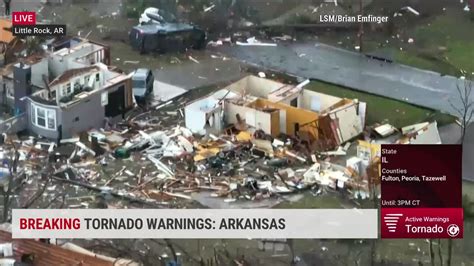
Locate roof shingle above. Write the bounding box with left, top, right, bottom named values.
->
left=0, top=18, right=15, bottom=44
left=0, top=231, right=113, bottom=266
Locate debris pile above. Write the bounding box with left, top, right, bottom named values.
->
left=0, top=74, right=447, bottom=209
left=96, top=122, right=323, bottom=204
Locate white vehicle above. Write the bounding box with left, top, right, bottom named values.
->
left=132, top=68, right=154, bottom=99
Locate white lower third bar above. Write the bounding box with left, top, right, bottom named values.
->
left=12, top=209, right=378, bottom=239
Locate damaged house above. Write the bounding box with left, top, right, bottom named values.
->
left=0, top=38, right=133, bottom=139
left=185, top=75, right=366, bottom=150
left=0, top=18, right=20, bottom=66
left=0, top=224, right=137, bottom=265
left=356, top=121, right=442, bottom=178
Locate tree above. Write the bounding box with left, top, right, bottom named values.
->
left=429, top=239, right=435, bottom=266
left=1, top=143, right=20, bottom=223
left=446, top=77, right=473, bottom=266
left=0, top=136, right=55, bottom=222
left=366, top=157, right=380, bottom=266
left=447, top=239, right=453, bottom=266
left=450, top=79, right=474, bottom=143
left=437, top=239, right=444, bottom=266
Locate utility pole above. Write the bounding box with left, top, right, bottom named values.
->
left=358, top=0, right=364, bottom=53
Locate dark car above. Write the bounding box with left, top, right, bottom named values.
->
left=129, top=22, right=206, bottom=54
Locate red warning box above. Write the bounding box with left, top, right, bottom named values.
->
left=12, top=12, right=36, bottom=26
left=381, top=208, right=463, bottom=239
left=380, top=145, right=463, bottom=239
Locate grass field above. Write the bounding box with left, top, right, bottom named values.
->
left=394, top=8, right=474, bottom=76
left=320, top=7, right=474, bottom=77
left=306, top=81, right=455, bottom=128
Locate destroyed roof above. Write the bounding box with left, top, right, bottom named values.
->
left=51, top=41, right=108, bottom=66
left=48, top=66, right=100, bottom=87
left=401, top=122, right=430, bottom=135
left=267, top=84, right=302, bottom=102
left=0, top=230, right=113, bottom=265
left=398, top=121, right=441, bottom=144
left=0, top=18, right=15, bottom=44
left=28, top=94, right=58, bottom=106
left=47, top=36, right=85, bottom=51
left=374, top=124, right=396, bottom=137
left=370, top=122, right=442, bottom=145
left=224, top=75, right=288, bottom=98
left=0, top=55, right=45, bottom=77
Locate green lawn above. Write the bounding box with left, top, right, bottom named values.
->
left=330, top=8, right=474, bottom=76
left=396, top=8, right=474, bottom=75
left=306, top=81, right=455, bottom=128
left=394, top=50, right=460, bottom=76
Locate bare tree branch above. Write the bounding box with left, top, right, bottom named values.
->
left=437, top=239, right=444, bottom=266
left=2, top=142, right=19, bottom=222
left=450, top=78, right=474, bottom=143
left=446, top=78, right=472, bottom=266
left=22, top=177, right=51, bottom=209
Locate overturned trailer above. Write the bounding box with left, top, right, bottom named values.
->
left=129, top=11, right=206, bottom=53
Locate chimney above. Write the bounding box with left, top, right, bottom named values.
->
left=13, top=62, right=32, bottom=114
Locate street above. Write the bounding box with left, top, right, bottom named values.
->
left=214, top=42, right=472, bottom=119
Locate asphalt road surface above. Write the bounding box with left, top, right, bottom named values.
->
left=215, top=42, right=473, bottom=119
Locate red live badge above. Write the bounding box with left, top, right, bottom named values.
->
left=12, top=12, right=36, bottom=25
